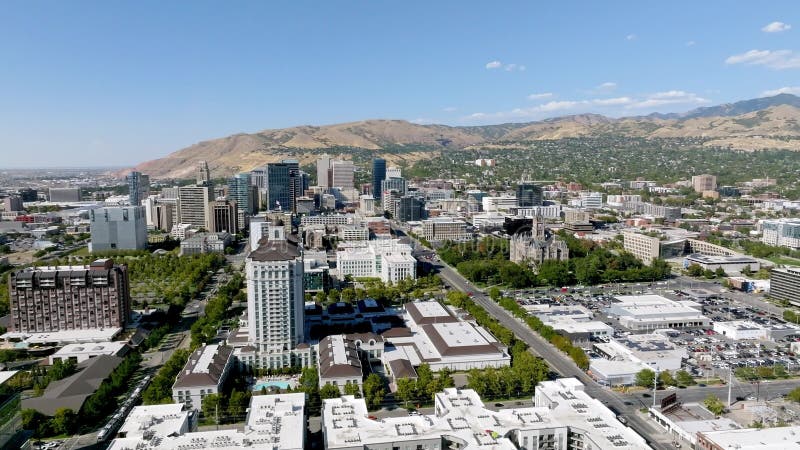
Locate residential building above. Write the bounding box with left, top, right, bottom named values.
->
left=49, top=341, right=129, bottom=365
left=323, top=379, right=650, bottom=450
left=691, top=174, right=717, bottom=193
left=331, top=160, right=355, bottom=189
left=126, top=171, right=150, bottom=206
left=8, top=259, right=130, bottom=332
left=317, top=334, right=364, bottom=394
left=422, top=218, right=470, bottom=242
left=173, top=344, right=234, bottom=410
left=109, top=393, right=306, bottom=450
left=180, top=232, right=232, bottom=256
left=761, top=218, right=800, bottom=249
left=48, top=187, right=81, bottom=203
left=770, top=266, right=800, bottom=307
left=245, top=224, right=311, bottom=369
left=178, top=185, right=212, bottom=229
left=516, top=183, right=543, bottom=207
left=510, top=214, right=569, bottom=270
left=372, top=158, right=386, bottom=200
left=336, top=240, right=416, bottom=283
left=89, top=206, right=148, bottom=251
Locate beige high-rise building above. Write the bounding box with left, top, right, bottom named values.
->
left=691, top=174, right=717, bottom=193
left=331, top=160, right=355, bottom=189
left=317, top=154, right=331, bottom=187
left=197, top=160, right=211, bottom=186
left=178, top=185, right=212, bottom=230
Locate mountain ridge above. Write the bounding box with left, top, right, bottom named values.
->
left=128, top=94, right=800, bottom=179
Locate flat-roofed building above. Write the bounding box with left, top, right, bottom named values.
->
left=604, top=294, right=711, bottom=331
left=593, top=333, right=686, bottom=373
left=172, top=344, right=234, bottom=410
left=713, top=320, right=800, bottom=341
left=49, top=341, right=128, bottom=365
left=422, top=218, right=471, bottom=242
left=697, top=426, right=800, bottom=450
left=684, top=253, right=760, bottom=275
left=90, top=206, right=148, bottom=251
left=770, top=266, right=800, bottom=307
left=336, top=239, right=416, bottom=283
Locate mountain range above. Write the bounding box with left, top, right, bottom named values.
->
left=129, top=94, right=800, bottom=179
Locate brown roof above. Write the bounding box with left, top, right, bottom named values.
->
left=381, top=327, right=413, bottom=338
left=406, top=302, right=459, bottom=326
left=388, top=359, right=418, bottom=379
left=317, top=335, right=363, bottom=379
left=173, top=345, right=233, bottom=389
left=249, top=236, right=301, bottom=261
left=420, top=323, right=503, bottom=357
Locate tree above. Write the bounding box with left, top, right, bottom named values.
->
left=714, top=267, right=726, bottom=278
left=687, top=264, right=703, bottom=277
left=703, top=269, right=716, bottom=279
left=787, top=386, right=800, bottom=403
left=343, top=381, right=361, bottom=397
left=320, top=383, right=341, bottom=399
left=675, top=370, right=695, bottom=387
left=488, top=287, right=501, bottom=301
left=362, top=374, right=386, bottom=410
left=395, top=378, right=416, bottom=407
left=415, top=364, right=434, bottom=402
left=228, top=389, right=250, bottom=419
left=202, top=394, right=223, bottom=422
left=658, top=371, right=676, bottom=387
left=51, top=408, right=77, bottom=435
left=741, top=265, right=753, bottom=276
left=635, top=369, right=656, bottom=388
left=704, top=394, right=726, bottom=415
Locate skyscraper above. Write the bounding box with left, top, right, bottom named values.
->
left=331, top=160, right=355, bottom=189
left=197, top=161, right=211, bottom=186
left=178, top=185, right=212, bottom=229
left=283, top=159, right=301, bottom=213
left=126, top=171, right=150, bottom=206
left=266, top=163, right=291, bottom=211
left=246, top=224, right=308, bottom=368
left=211, top=199, right=238, bottom=233
left=317, top=154, right=331, bottom=187
left=229, top=173, right=254, bottom=215
left=516, top=183, right=543, bottom=208
left=372, top=158, right=386, bottom=200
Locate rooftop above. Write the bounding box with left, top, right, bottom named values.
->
left=699, top=425, right=800, bottom=449
left=173, top=344, right=233, bottom=389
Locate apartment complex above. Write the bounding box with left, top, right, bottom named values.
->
left=9, top=259, right=130, bottom=333
left=172, top=344, right=235, bottom=410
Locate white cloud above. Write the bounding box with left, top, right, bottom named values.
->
left=470, top=112, right=487, bottom=118
left=410, top=118, right=433, bottom=124
left=593, top=97, right=633, bottom=106
left=538, top=100, right=585, bottom=112
left=597, top=82, right=617, bottom=91
left=626, top=34, right=637, bottom=41
left=686, top=40, right=696, bottom=47
left=486, top=60, right=525, bottom=71
left=626, top=90, right=710, bottom=109
left=442, top=106, right=458, bottom=112
left=761, top=86, right=800, bottom=96
left=762, top=21, right=791, bottom=33
left=527, top=92, right=554, bottom=100
left=485, top=60, right=502, bottom=69
left=726, top=49, right=800, bottom=69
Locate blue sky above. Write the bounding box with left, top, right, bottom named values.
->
left=1, top=1, right=799, bottom=167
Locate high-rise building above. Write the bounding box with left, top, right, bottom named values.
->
left=386, top=166, right=402, bottom=179
left=381, top=177, right=407, bottom=196
left=396, top=195, right=425, bottom=222
left=211, top=199, right=238, bottom=233
left=90, top=206, right=148, bottom=251
left=516, top=183, right=543, bottom=207
left=197, top=161, right=211, bottom=186
left=48, top=187, right=81, bottom=203
left=250, top=167, right=267, bottom=189
left=317, top=154, right=331, bottom=187
left=267, top=163, right=291, bottom=211
left=331, top=160, right=355, bottom=189
left=178, top=185, right=212, bottom=229
left=9, top=259, right=130, bottom=333
left=246, top=224, right=309, bottom=368
left=3, top=195, right=23, bottom=212
left=18, top=188, right=38, bottom=202
left=283, top=159, right=301, bottom=213
left=770, top=267, right=800, bottom=307
left=126, top=171, right=150, bottom=206
left=762, top=218, right=800, bottom=250
left=691, top=174, right=717, bottom=193
left=372, top=158, right=386, bottom=200
left=229, top=173, right=254, bottom=215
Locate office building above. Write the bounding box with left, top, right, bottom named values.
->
left=250, top=166, right=267, bottom=189
left=317, top=154, right=331, bottom=187
left=49, top=341, right=129, bottom=365
left=48, top=187, right=81, bottom=203
left=336, top=240, right=417, bottom=283
left=283, top=159, right=302, bottom=212
left=228, top=172, right=255, bottom=215
left=180, top=232, right=232, bottom=256
left=396, top=195, right=425, bottom=222
left=580, top=191, right=603, bottom=209
left=245, top=224, right=311, bottom=368
left=762, top=218, right=800, bottom=249
left=178, top=185, right=212, bottom=229
left=3, top=195, right=23, bottom=212
left=90, top=206, right=148, bottom=251
left=210, top=199, right=238, bottom=233
left=422, top=218, right=471, bottom=242
left=197, top=160, right=211, bottom=186
left=267, top=162, right=291, bottom=211
left=381, top=176, right=407, bottom=197
left=516, top=183, right=543, bottom=207
left=372, top=158, right=386, bottom=200
left=126, top=171, right=150, bottom=206
left=683, top=253, right=760, bottom=275
left=691, top=174, right=717, bottom=193
left=482, top=196, right=518, bottom=213
left=9, top=259, right=130, bottom=333
left=173, top=344, right=234, bottom=410
left=18, top=188, right=38, bottom=202
left=331, top=160, right=355, bottom=189
left=770, top=266, right=800, bottom=307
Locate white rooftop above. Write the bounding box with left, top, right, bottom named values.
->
left=193, top=344, right=219, bottom=374
left=699, top=425, right=800, bottom=449
left=2, top=327, right=122, bottom=344
left=412, top=301, right=450, bottom=319
left=52, top=341, right=127, bottom=356
left=0, top=371, right=18, bottom=386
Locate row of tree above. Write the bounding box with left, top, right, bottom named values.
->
left=395, top=364, right=455, bottom=407
left=634, top=368, right=696, bottom=388
left=191, top=273, right=244, bottom=346
left=142, top=349, right=190, bottom=405
left=310, top=275, right=443, bottom=306
left=466, top=348, right=549, bottom=399
left=200, top=389, right=252, bottom=423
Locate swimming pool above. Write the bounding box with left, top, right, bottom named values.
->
left=252, top=380, right=292, bottom=391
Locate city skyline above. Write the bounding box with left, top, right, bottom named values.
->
left=1, top=1, right=799, bottom=167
